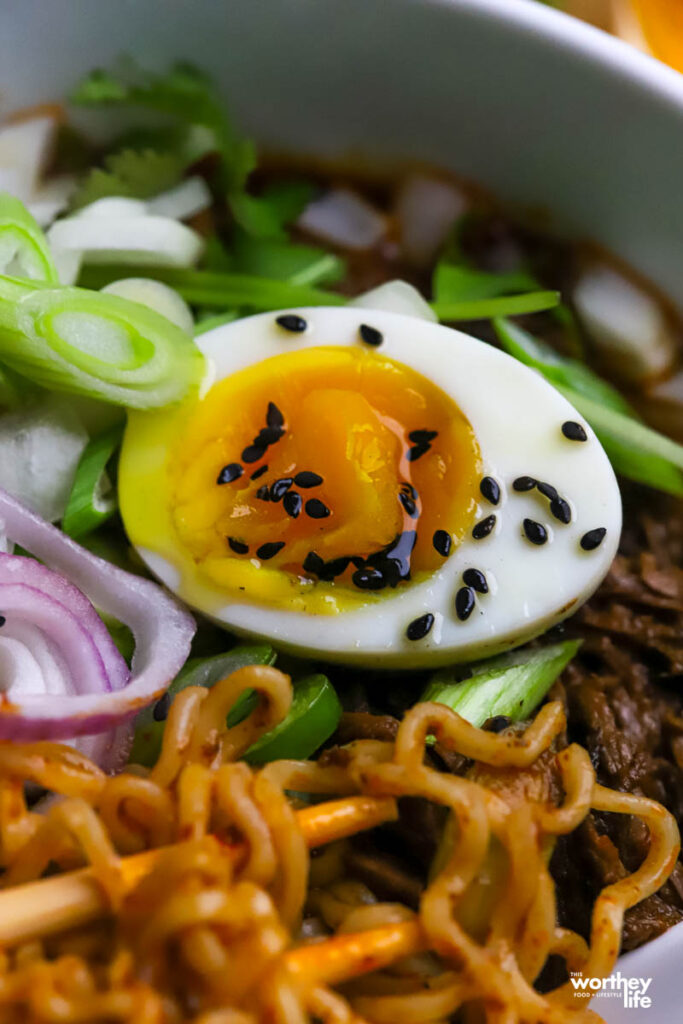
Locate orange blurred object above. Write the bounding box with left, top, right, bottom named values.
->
left=629, top=0, right=683, bottom=72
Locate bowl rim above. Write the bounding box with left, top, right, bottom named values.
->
left=429, top=0, right=683, bottom=110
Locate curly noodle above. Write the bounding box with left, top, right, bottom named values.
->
left=0, top=665, right=677, bottom=1023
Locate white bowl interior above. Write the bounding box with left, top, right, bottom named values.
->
left=4, top=0, right=683, bottom=312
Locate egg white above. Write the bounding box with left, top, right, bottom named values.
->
left=123, top=306, right=622, bottom=667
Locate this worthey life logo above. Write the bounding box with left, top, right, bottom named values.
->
left=570, top=971, right=653, bottom=1010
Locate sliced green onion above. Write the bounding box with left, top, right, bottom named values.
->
left=78, top=265, right=346, bottom=311
left=421, top=640, right=581, bottom=729
left=0, top=192, right=58, bottom=283
left=433, top=263, right=539, bottom=304
left=493, top=317, right=683, bottom=496
left=0, top=362, right=39, bottom=410
left=101, top=277, right=194, bottom=332
left=431, top=290, right=560, bottom=321
left=0, top=274, right=205, bottom=408
left=62, top=425, right=123, bottom=538
left=233, top=235, right=345, bottom=286
left=493, top=317, right=635, bottom=415
left=130, top=644, right=276, bottom=767
left=244, top=674, right=341, bottom=764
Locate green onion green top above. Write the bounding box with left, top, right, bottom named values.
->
left=0, top=272, right=206, bottom=408
left=0, top=192, right=59, bottom=284
left=421, top=639, right=581, bottom=729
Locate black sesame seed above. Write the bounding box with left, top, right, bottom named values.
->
left=513, top=476, right=537, bottom=492
left=283, top=491, right=302, bottom=519
left=359, top=323, right=383, bottom=347
left=480, top=476, right=500, bottom=505
left=152, top=692, right=171, bottom=722
left=216, top=462, right=243, bottom=485
left=455, top=587, right=476, bottom=621
left=270, top=477, right=293, bottom=502
left=363, top=530, right=416, bottom=588
left=303, top=551, right=325, bottom=576
left=523, top=519, right=548, bottom=545
left=549, top=497, right=572, bottom=524
left=266, top=402, right=284, bottom=429
left=398, top=491, right=419, bottom=518
left=250, top=464, right=268, bottom=480
left=562, top=420, right=588, bottom=442
left=536, top=481, right=559, bottom=501
left=319, top=556, right=351, bottom=581
left=483, top=715, right=512, bottom=734
left=472, top=514, right=496, bottom=540
left=407, top=443, right=430, bottom=462
left=352, top=566, right=387, bottom=590
left=256, top=484, right=271, bottom=501
left=256, top=541, right=285, bottom=560
left=401, top=482, right=418, bottom=500
left=406, top=613, right=435, bottom=641
left=463, top=568, right=488, bottom=594
left=276, top=313, right=307, bottom=333
left=408, top=429, right=438, bottom=444
left=256, top=425, right=285, bottom=447
left=432, top=529, right=452, bottom=558
left=294, top=471, right=323, bottom=488
left=227, top=537, right=249, bottom=555
left=242, top=444, right=267, bottom=464
left=580, top=527, right=607, bottom=551
left=306, top=498, right=331, bottom=519
left=0, top=615, right=5, bottom=628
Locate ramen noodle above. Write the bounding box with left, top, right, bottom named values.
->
left=0, top=665, right=677, bottom=1023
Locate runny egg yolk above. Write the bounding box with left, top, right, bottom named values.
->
left=171, top=346, right=482, bottom=614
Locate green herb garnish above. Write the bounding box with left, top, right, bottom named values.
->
left=421, top=640, right=580, bottom=728
left=62, top=425, right=123, bottom=538
left=0, top=192, right=59, bottom=283
left=0, top=271, right=205, bottom=408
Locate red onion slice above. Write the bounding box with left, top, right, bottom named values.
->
left=0, top=487, right=195, bottom=740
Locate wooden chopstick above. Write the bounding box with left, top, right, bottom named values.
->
left=0, top=796, right=397, bottom=946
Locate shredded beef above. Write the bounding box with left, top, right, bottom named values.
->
left=330, top=501, right=683, bottom=953
left=550, top=499, right=683, bottom=950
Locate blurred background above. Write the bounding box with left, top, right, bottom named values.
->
left=558, top=0, right=683, bottom=71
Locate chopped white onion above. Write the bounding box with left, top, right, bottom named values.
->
left=75, top=197, right=149, bottom=220
left=573, top=263, right=677, bottom=382
left=395, top=173, right=467, bottom=266
left=102, top=278, right=194, bottom=332
left=0, top=116, right=57, bottom=200
left=147, top=176, right=212, bottom=220
left=50, top=246, right=82, bottom=285
left=0, top=167, right=30, bottom=202
left=297, top=188, right=387, bottom=250
left=27, top=174, right=77, bottom=227
left=0, top=397, right=88, bottom=522
left=28, top=200, right=68, bottom=228
left=47, top=214, right=204, bottom=268
left=350, top=279, right=437, bottom=322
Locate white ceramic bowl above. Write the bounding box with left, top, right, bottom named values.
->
left=3, top=1, right=683, bottom=1018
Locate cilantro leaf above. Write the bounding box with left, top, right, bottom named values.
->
left=71, top=61, right=252, bottom=195
left=70, top=149, right=186, bottom=209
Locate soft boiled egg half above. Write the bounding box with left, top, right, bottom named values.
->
left=119, top=305, right=622, bottom=667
